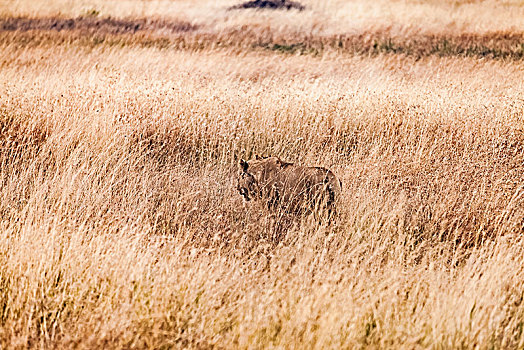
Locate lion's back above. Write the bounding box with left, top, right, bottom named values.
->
left=276, top=164, right=341, bottom=208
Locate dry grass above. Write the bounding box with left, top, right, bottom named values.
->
left=3, top=0, right=524, bottom=60
left=1, top=1, right=524, bottom=348
left=2, top=0, right=524, bottom=35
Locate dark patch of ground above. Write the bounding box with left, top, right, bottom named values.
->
left=229, top=0, right=305, bottom=11
left=0, top=16, right=198, bottom=35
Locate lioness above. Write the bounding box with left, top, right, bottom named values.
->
left=237, top=156, right=342, bottom=218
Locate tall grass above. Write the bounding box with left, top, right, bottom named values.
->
left=1, top=21, right=524, bottom=349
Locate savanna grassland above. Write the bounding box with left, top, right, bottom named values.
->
left=1, top=0, right=524, bottom=348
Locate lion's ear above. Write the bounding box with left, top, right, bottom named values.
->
left=240, top=159, right=249, bottom=172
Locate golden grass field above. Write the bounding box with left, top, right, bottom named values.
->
left=1, top=0, right=524, bottom=348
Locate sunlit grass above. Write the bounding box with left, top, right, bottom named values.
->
left=1, top=3, right=524, bottom=348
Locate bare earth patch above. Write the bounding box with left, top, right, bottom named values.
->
left=228, top=0, right=305, bottom=11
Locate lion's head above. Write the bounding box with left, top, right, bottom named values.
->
left=236, top=159, right=259, bottom=201
left=236, top=156, right=287, bottom=203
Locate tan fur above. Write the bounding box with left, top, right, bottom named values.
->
left=237, top=156, right=342, bottom=217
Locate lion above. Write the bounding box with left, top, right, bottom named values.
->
left=236, top=156, right=342, bottom=219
